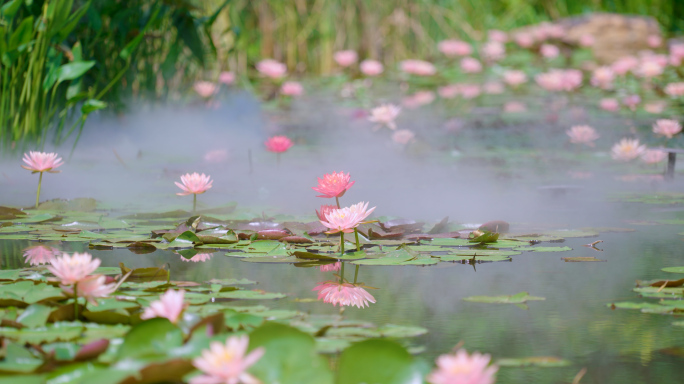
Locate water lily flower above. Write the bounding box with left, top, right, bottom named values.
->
left=611, top=138, right=646, bottom=161
left=653, top=119, right=682, bottom=139
left=535, top=69, right=582, bottom=92
left=141, top=289, right=188, bottom=323
left=460, top=57, right=482, bottom=73
left=482, top=41, right=505, bottom=62
left=280, top=81, right=304, bottom=97
left=611, top=56, right=639, bottom=75
left=622, top=95, right=641, bottom=111
left=644, top=101, right=666, bottom=114
left=368, top=104, right=401, bottom=130
left=590, top=67, right=615, bottom=89
left=22, top=245, right=60, bottom=266
left=61, top=274, right=116, bottom=305
left=392, top=129, right=415, bottom=145
left=219, top=71, right=235, bottom=85
left=334, top=50, right=358, bottom=67
left=648, top=34, right=662, bottom=48
left=540, top=44, right=560, bottom=59
left=641, top=149, right=668, bottom=164
left=671, top=43, right=684, bottom=62
left=316, top=205, right=338, bottom=221
left=320, top=202, right=375, bottom=234
left=312, top=281, right=376, bottom=308
left=427, top=349, right=498, bottom=384
left=22, top=151, right=65, bottom=208
left=399, top=60, right=436, bottom=76
left=636, top=59, right=665, bottom=78
left=191, top=335, right=265, bottom=384
left=319, top=262, right=341, bottom=272
left=488, top=30, right=508, bottom=43
left=566, top=125, right=599, bottom=146
left=665, top=82, right=684, bottom=97
left=599, top=98, right=620, bottom=112
left=264, top=135, right=293, bottom=153
left=313, top=172, right=355, bottom=200
left=438, top=40, right=472, bottom=57
left=503, top=70, right=527, bottom=87
left=359, top=60, right=384, bottom=76
left=176, top=172, right=213, bottom=212
left=402, top=91, right=435, bottom=108
left=194, top=81, right=218, bottom=99
left=180, top=253, right=213, bottom=263
left=47, top=252, right=101, bottom=285
left=256, top=59, right=287, bottom=79
left=514, top=32, right=535, bottom=48
left=579, top=34, right=595, bottom=47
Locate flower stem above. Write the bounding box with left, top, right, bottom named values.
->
left=193, top=193, right=197, bottom=212
left=73, top=282, right=78, bottom=321
left=335, top=196, right=340, bottom=208
left=354, top=228, right=360, bottom=251
left=339, top=232, right=345, bottom=255
left=353, top=265, right=359, bottom=284
left=35, top=172, right=43, bottom=209
left=340, top=262, right=345, bottom=283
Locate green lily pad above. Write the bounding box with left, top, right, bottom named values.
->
left=216, top=290, right=286, bottom=300
left=514, top=246, right=572, bottom=252
left=463, top=291, right=546, bottom=304
left=662, top=266, right=684, bottom=274
left=438, top=255, right=512, bottom=262
left=496, top=356, right=571, bottom=367
left=0, top=342, right=43, bottom=373
left=0, top=322, right=84, bottom=344
left=337, top=339, right=421, bottom=384
left=562, top=257, right=605, bottom=262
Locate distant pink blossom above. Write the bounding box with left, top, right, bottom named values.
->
left=320, top=202, right=375, bottom=234
left=312, top=281, right=376, bottom=308
left=22, top=151, right=64, bottom=173
left=599, top=98, right=620, bottom=112
left=535, top=69, right=582, bottom=92
left=264, top=136, right=293, bottom=153
left=360, top=60, right=384, bottom=76
left=176, top=173, right=213, bottom=196
left=320, top=262, right=341, bottom=272
left=544, top=23, right=565, bottom=39
left=438, top=40, right=472, bottom=57
left=219, top=71, right=235, bottom=85
left=204, top=149, right=229, bottom=163
left=566, top=125, right=599, bottom=146
left=641, top=149, right=668, bottom=164
left=482, top=41, right=505, bottom=61
left=141, top=289, right=188, bottom=323
left=368, top=104, right=401, bottom=130
left=590, top=67, right=615, bottom=89
left=313, top=172, right=355, bottom=199
left=316, top=205, right=338, bottom=222
left=256, top=59, right=287, bottom=79
left=653, top=119, right=682, bottom=139
left=665, top=82, right=684, bottom=97
left=460, top=57, right=482, bottom=73
left=23, top=245, right=60, bottom=266
left=334, top=50, right=358, bottom=67
left=47, top=252, right=100, bottom=285
left=488, top=30, right=508, bottom=43
left=400, top=60, right=436, bottom=76
left=643, top=101, right=666, bottom=114
left=514, top=32, right=535, bottom=48
left=61, top=274, right=116, bottom=305
left=636, top=59, right=665, bottom=78
left=191, top=335, right=265, bottom=384
left=392, top=129, right=415, bottom=145
left=611, top=138, right=646, bottom=161
left=503, top=101, right=526, bottom=113
left=671, top=43, right=684, bottom=61
left=427, top=349, right=498, bottom=384
left=483, top=82, right=504, bottom=94
left=579, top=34, right=595, bottom=47
left=623, top=95, right=641, bottom=111
left=280, top=81, right=304, bottom=96
left=647, top=34, right=662, bottom=48
left=611, top=56, right=639, bottom=75
left=459, top=84, right=481, bottom=99
left=503, top=70, right=527, bottom=87
left=180, top=253, right=213, bottom=263
left=194, top=81, right=217, bottom=98
left=540, top=44, right=560, bottom=58
left=403, top=91, right=435, bottom=108
left=438, top=85, right=460, bottom=99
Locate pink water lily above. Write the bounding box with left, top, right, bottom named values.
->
left=321, top=202, right=375, bottom=234
left=23, top=245, right=60, bottom=266
left=566, top=125, right=599, bottom=147
left=191, top=335, right=265, bottom=384
left=176, top=173, right=213, bottom=196
left=194, top=81, right=218, bottom=98
left=400, top=60, right=436, bottom=76
left=312, top=281, right=376, bottom=308
left=540, top=44, right=560, bottom=59
left=599, top=98, right=619, bottom=112
left=141, top=289, right=188, bottom=323
left=264, top=135, right=293, bottom=153
left=653, top=119, right=682, bottom=139
left=579, top=34, right=595, bottom=47
left=611, top=138, right=646, bottom=161
left=503, top=70, right=527, bottom=87
left=482, top=41, right=505, bottom=62
left=47, top=252, right=100, bottom=285
left=438, top=40, right=472, bottom=57
left=641, top=149, right=668, bottom=164
left=360, top=60, right=384, bottom=76
left=590, top=67, right=615, bottom=89
left=368, top=104, right=401, bottom=130
left=256, top=59, right=287, bottom=79
left=665, top=82, right=684, bottom=97
left=180, top=253, right=213, bottom=263
left=460, top=57, right=482, bottom=73
left=313, top=172, right=355, bottom=199
left=319, top=262, right=341, bottom=272
left=61, top=274, right=116, bottom=305
left=280, top=81, right=304, bottom=96
left=22, top=151, right=64, bottom=173
left=219, top=71, right=235, bottom=85
left=334, top=50, right=358, bottom=67
left=427, top=349, right=498, bottom=384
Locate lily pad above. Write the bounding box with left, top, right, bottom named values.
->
left=662, top=266, right=684, bottom=274
left=514, top=246, right=572, bottom=252
left=463, top=292, right=546, bottom=304
left=496, top=356, right=571, bottom=367
left=561, top=257, right=605, bottom=262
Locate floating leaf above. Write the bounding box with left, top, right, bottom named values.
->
left=662, top=267, right=684, bottom=274
left=337, top=339, right=422, bottom=384
left=496, top=356, right=571, bottom=367
left=561, top=257, right=605, bottom=262
left=216, top=290, right=286, bottom=300
left=514, top=246, right=572, bottom=252
left=463, top=292, right=545, bottom=304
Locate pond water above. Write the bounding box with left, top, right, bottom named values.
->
left=1, top=92, right=684, bottom=383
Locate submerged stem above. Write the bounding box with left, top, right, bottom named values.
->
left=340, top=232, right=345, bottom=255
left=354, top=228, right=360, bottom=251
left=339, top=262, right=345, bottom=283
left=353, top=265, right=359, bottom=284
left=35, top=172, right=43, bottom=209
left=73, top=282, right=78, bottom=321
left=193, top=193, right=197, bottom=212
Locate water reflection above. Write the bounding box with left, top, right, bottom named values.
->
left=313, top=263, right=377, bottom=308
left=22, top=245, right=61, bottom=265
left=179, top=252, right=214, bottom=263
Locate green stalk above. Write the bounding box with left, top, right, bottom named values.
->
left=35, top=172, right=43, bottom=209
left=353, top=265, right=359, bottom=284
left=340, top=231, right=345, bottom=255
left=354, top=228, right=360, bottom=251
left=335, top=196, right=340, bottom=208
left=193, top=193, right=197, bottom=212
left=339, top=262, right=345, bottom=283
left=73, top=282, right=79, bottom=321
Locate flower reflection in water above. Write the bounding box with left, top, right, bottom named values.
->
left=22, top=245, right=61, bottom=265
left=179, top=252, right=214, bottom=263
left=319, top=262, right=341, bottom=272
left=313, top=262, right=376, bottom=309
